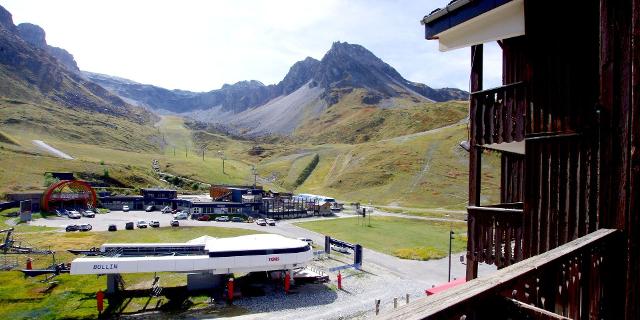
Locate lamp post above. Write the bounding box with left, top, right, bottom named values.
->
left=446, top=214, right=454, bottom=282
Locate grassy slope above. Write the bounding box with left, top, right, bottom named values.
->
left=293, top=90, right=468, bottom=144
left=259, top=124, right=500, bottom=209
left=0, top=227, right=259, bottom=320
left=0, top=102, right=260, bottom=196
left=295, top=216, right=467, bottom=260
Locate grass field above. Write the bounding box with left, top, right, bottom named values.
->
left=295, top=216, right=467, bottom=260
left=0, top=226, right=260, bottom=320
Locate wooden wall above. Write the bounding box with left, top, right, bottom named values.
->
left=500, top=153, right=523, bottom=203
left=599, top=0, right=640, bottom=318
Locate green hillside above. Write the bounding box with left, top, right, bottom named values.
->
left=293, top=89, right=468, bottom=144
left=259, top=123, right=500, bottom=209
left=0, top=101, right=260, bottom=196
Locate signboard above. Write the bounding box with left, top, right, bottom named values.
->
left=19, top=200, right=32, bottom=222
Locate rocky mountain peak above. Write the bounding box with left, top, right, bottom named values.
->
left=313, top=41, right=406, bottom=101
left=0, top=5, right=15, bottom=31
left=277, top=56, right=320, bottom=94
left=17, top=23, right=47, bottom=49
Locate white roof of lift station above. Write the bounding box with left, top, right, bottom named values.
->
left=70, top=234, right=313, bottom=275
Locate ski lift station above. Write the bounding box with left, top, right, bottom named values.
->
left=69, top=234, right=314, bottom=293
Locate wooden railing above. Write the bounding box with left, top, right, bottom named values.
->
left=470, top=82, right=527, bottom=146
left=381, top=229, right=622, bottom=320
left=467, top=203, right=524, bottom=269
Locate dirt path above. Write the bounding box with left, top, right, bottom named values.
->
left=382, top=117, right=469, bottom=143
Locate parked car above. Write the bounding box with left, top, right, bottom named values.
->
left=256, top=219, right=267, bottom=226
left=108, top=224, right=117, bottom=232
left=197, top=215, right=211, bottom=221
left=162, top=206, right=172, bottom=213
left=174, top=212, right=188, bottom=220
left=65, top=224, right=79, bottom=232
left=331, top=244, right=350, bottom=254
left=297, top=238, right=314, bottom=246
left=122, top=205, right=130, bottom=212
left=68, top=210, right=81, bottom=219
left=82, top=210, right=95, bottom=218
left=137, top=220, right=148, bottom=228
left=149, top=220, right=160, bottom=228
left=145, top=205, right=156, bottom=212
left=266, top=218, right=276, bottom=226
left=215, top=216, right=229, bottom=222
left=170, top=219, right=180, bottom=227
left=231, top=217, right=244, bottom=223
left=125, top=222, right=134, bottom=230
left=78, top=223, right=92, bottom=232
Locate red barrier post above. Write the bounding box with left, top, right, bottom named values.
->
left=96, top=290, right=104, bottom=315
left=227, top=278, right=234, bottom=304
left=26, top=257, right=32, bottom=270
left=284, top=271, right=290, bottom=294
left=337, top=271, right=342, bottom=290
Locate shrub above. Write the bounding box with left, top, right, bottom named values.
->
left=43, top=172, right=60, bottom=187
left=393, top=246, right=446, bottom=261
left=294, top=154, right=319, bottom=187
left=103, top=169, right=110, bottom=178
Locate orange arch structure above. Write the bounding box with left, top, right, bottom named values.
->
left=42, top=180, right=97, bottom=212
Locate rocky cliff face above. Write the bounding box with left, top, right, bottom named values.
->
left=16, top=22, right=80, bottom=73
left=0, top=5, right=152, bottom=123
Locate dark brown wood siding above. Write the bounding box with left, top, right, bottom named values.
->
left=500, top=153, right=524, bottom=203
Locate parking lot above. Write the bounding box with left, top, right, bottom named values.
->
left=31, top=210, right=309, bottom=233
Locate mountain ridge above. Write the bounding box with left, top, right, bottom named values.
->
left=88, top=42, right=467, bottom=115
left=0, top=5, right=153, bottom=123
left=87, top=41, right=468, bottom=137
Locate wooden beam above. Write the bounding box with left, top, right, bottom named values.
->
left=504, top=297, right=571, bottom=320
left=467, top=44, right=484, bottom=280
left=626, top=0, right=640, bottom=318
left=469, top=44, right=483, bottom=207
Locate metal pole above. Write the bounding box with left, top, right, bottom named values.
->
left=448, top=229, right=453, bottom=282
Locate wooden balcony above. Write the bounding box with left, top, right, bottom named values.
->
left=381, top=229, right=622, bottom=320
left=467, top=203, right=524, bottom=269
left=470, top=82, right=527, bottom=147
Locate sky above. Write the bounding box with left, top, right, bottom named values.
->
left=1, top=0, right=502, bottom=92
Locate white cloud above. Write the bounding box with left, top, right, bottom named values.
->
left=1, top=0, right=501, bottom=91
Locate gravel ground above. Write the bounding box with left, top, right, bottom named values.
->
left=230, top=256, right=435, bottom=320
